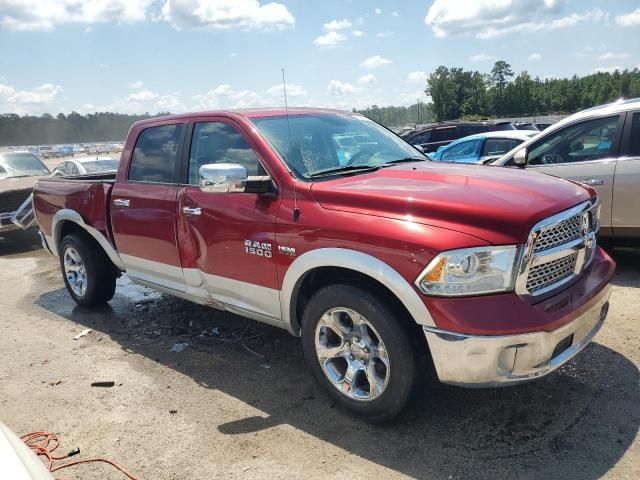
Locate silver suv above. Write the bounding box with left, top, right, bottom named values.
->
left=492, top=98, right=640, bottom=244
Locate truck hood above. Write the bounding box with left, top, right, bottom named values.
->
left=310, top=162, right=592, bottom=245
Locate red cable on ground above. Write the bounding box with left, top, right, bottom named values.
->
left=21, top=431, right=140, bottom=480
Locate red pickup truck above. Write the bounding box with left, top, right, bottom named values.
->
left=33, top=108, right=615, bottom=420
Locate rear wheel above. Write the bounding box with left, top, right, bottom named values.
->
left=302, top=284, right=417, bottom=422
left=59, top=233, right=117, bottom=307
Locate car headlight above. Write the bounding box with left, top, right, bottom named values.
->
left=415, top=246, right=520, bottom=296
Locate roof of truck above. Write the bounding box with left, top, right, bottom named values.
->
left=132, top=107, right=352, bottom=128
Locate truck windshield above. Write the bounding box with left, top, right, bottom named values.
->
left=0, top=153, right=51, bottom=177
left=251, top=113, right=424, bottom=179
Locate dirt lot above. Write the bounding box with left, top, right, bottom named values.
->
left=0, top=231, right=638, bottom=480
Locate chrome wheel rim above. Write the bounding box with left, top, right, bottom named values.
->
left=315, top=307, right=390, bottom=402
left=63, top=247, right=87, bottom=297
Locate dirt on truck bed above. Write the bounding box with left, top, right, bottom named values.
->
left=0, top=232, right=638, bottom=480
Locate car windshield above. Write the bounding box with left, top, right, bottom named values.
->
left=82, top=159, right=119, bottom=173
left=0, top=153, right=51, bottom=177
left=251, top=113, right=424, bottom=179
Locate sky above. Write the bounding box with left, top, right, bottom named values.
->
left=0, top=0, right=639, bottom=115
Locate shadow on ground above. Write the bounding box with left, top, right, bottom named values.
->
left=0, top=228, right=42, bottom=256
left=34, top=249, right=640, bottom=480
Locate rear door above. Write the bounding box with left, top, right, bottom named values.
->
left=612, top=111, right=640, bottom=239
left=110, top=122, right=187, bottom=288
left=176, top=118, right=282, bottom=323
left=524, top=114, right=624, bottom=235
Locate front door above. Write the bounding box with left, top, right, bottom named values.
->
left=525, top=114, right=624, bottom=235
left=111, top=122, right=186, bottom=288
left=176, top=119, right=282, bottom=324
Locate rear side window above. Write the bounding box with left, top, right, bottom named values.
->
left=409, top=131, right=431, bottom=145
left=482, top=138, right=523, bottom=157
left=129, top=124, right=183, bottom=183
left=441, top=139, right=481, bottom=160
left=629, top=113, right=640, bottom=156
left=431, top=127, right=456, bottom=142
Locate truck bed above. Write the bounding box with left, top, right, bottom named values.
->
left=33, top=175, right=115, bottom=241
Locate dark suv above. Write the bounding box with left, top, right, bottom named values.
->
left=404, top=121, right=494, bottom=153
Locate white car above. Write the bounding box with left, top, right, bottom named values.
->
left=430, top=130, right=538, bottom=164
left=52, top=156, right=119, bottom=176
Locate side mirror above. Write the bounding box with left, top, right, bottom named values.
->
left=199, top=163, right=272, bottom=194
left=513, top=147, right=528, bottom=167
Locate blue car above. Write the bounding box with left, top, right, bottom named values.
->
left=430, top=130, right=538, bottom=164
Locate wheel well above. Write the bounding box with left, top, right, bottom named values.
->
left=292, top=266, right=428, bottom=353
left=56, top=220, right=118, bottom=273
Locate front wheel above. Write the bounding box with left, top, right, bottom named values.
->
left=59, top=233, right=117, bottom=307
left=302, top=284, right=417, bottom=422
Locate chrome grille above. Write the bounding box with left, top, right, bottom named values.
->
left=533, top=216, right=582, bottom=253
left=526, top=252, right=579, bottom=293
left=516, top=199, right=600, bottom=298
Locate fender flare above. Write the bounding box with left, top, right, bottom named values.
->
left=280, top=247, right=435, bottom=335
left=51, top=209, right=126, bottom=271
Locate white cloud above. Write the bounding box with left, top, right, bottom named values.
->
left=407, top=71, right=428, bottom=83
left=126, top=89, right=159, bottom=102
left=358, top=74, right=376, bottom=84
left=192, top=84, right=269, bottom=110
left=161, top=0, right=294, bottom=31
left=469, top=53, right=496, bottom=63
left=360, top=55, right=392, bottom=69
left=266, top=83, right=307, bottom=97
left=128, top=80, right=145, bottom=90
left=0, top=79, right=64, bottom=114
left=376, top=31, right=394, bottom=37
left=0, top=0, right=153, bottom=31
left=155, top=93, right=185, bottom=112
left=323, top=18, right=351, bottom=30
left=313, top=30, right=347, bottom=48
left=425, top=1, right=607, bottom=40
left=398, top=89, right=427, bottom=106
left=528, top=53, right=542, bottom=61
left=351, top=30, right=364, bottom=36
left=374, top=8, right=381, bottom=15
left=327, top=80, right=356, bottom=95
left=598, top=52, right=630, bottom=61
left=392, top=11, right=399, bottom=17
left=615, top=8, right=640, bottom=27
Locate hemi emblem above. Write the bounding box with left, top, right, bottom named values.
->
left=278, top=245, right=297, bottom=257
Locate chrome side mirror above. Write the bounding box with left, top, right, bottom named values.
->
left=513, top=147, right=528, bottom=167
left=199, top=163, right=272, bottom=194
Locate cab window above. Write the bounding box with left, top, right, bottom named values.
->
left=482, top=138, right=523, bottom=157
left=187, top=122, right=265, bottom=185
left=129, top=123, right=183, bottom=183
left=528, top=116, right=620, bottom=165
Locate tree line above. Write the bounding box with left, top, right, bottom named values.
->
left=353, top=103, right=434, bottom=129
left=0, top=112, right=164, bottom=147
left=425, top=61, right=640, bottom=122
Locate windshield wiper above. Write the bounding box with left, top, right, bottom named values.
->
left=382, top=157, right=428, bottom=167
left=307, top=164, right=380, bottom=178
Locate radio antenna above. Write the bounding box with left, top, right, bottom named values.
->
left=282, top=67, right=300, bottom=222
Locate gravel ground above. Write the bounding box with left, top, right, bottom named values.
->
left=0, top=230, right=638, bottom=480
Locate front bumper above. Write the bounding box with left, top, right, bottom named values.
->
left=423, top=272, right=612, bottom=387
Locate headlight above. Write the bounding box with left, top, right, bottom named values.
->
left=415, top=246, right=520, bottom=296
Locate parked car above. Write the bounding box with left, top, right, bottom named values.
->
left=431, top=131, right=538, bottom=164
left=535, top=122, right=553, bottom=131
left=33, top=108, right=614, bottom=421
left=36, top=146, right=59, bottom=159
left=491, top=98, right=640, bottom=244
left=404, top=121, right=495, bottom=153
left=58, top=145, right=74, bottom=157
left=52, top=157, right=120, bottom=176
left=72, top=145, right=86, bottom=155
left=0, top=151, right=50, bottom=234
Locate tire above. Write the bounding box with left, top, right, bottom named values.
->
left=59, top=233, right=117, bottom=307
left=302, top=284, right=417, bottom=422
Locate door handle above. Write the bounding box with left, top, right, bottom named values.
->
left=113, top=198, right=130, bottom=207
left=583, top=178, right=607, bottom=186
left=182, top=207, right=202, bottom=216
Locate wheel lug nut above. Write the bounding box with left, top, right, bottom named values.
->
left=349, top=355, right=355, bottom=360
left=355, top=337, right=360, bottom=342
left=364, top=347, right=369, bottom=353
